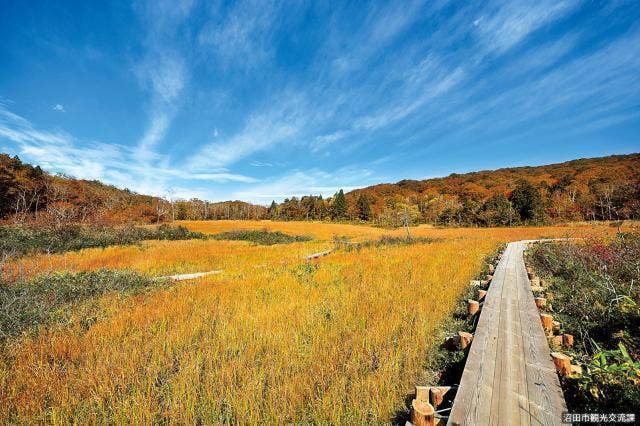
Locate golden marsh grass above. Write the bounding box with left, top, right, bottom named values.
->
left=0, top=221, right=632, bottom=423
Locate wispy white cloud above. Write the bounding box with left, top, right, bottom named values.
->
left=0, top=104, right=258, bottom=198
left=311, top=130, right=349, bottom=153
left=187, top=93, right=306, bottom=168
left=250, top=161, right=276, bottom=167
left=473, top=0, right=578, bottom=54
left=52, top=104, right=66, bottom=112
left=328, top=0, right=426, bottom=74
left=172, top=171, right=258, bottom=183
left=231, top=167, right=374, bottom=203
left=355, top=68, right=465, bottom=132
left=405, top=25, right=640, bottom=156
left=133, top=1, right=192, bottom=168
left=198, top=0, right=282, bottom=69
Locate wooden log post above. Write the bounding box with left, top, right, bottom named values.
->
left=526, top=266, right=533, bottom=275
left=429, top=387, right=443, bottom=409
left=467, top=299, right=480, bottom=317
left=488, top=264, right=495, bottom=274
left=411, top=399, right=436, bottom=426
left=549, top=335, right=563, bottom=346
left=534, top=297, right=547, bottom=309
left=551, top=352, right=571, bottom=376
left=416, top=385, right=451, bottom=408
left=415, top=386, right=430, bottom=403
left=486, top=274, right=493, bottom=281
left=570, top=364, right=583, bottom=376
left=480, top=279, right=489, bottom=288
left=562, top=334, right=574, bottom=348
left=478, top=289, right=487, bottom=301
left=470, top=280, right=481, bottom=287
left=457, top=331, right=473, bottom=350
left=553, top=321, right=561, bottom=334
left=540, top=313, right=554, bottom=335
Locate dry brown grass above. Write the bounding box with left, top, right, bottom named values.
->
left=0, top=221, right=632, bottom=424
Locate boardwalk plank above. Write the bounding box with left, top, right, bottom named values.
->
left=448, top=241, right=566, bottom=426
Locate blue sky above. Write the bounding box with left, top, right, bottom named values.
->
left=1, top=0, right=639, bottom=203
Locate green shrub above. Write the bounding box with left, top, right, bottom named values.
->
left=334, top=235, right=439, bottom=251
left=0, top=269, right=169, bottom=341
left=528, top=233, right=640, bottom=411
left=0, top=224, right=206, bottom=259
left=212, top=229, right=312, bottom=245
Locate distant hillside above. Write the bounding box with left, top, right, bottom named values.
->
left=2, top=152, right=639, bottom=226
left=273, top=153, right=640, bottom=225
left=0, top=153, right=265, bottom=224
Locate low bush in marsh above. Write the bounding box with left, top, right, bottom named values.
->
left=0, top=224, right=206, bottom=259
left=333, top=234, right=439, bottom=251
left=0, top=269, right=169, bottom=341
left=212, top=229, right=312, bottom=245
left=528, top=233, right=640, bottom=411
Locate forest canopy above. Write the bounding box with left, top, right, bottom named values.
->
left=1, top=152, right=638, bottom=227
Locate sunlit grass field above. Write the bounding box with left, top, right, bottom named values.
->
left=0, top=221, right=633, bottom=424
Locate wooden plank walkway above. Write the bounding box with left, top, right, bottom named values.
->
left=159, top=270, right=222, bottom=281
left=448, top=241, right=567, bottom=426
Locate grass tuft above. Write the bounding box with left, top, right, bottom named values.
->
left=0, top=224, right=207, bottom=259
left=0, top=269, right=168, bottom=341
left=212, top=229, right=312, bottom=245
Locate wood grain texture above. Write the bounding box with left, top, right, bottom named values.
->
left=448, top=241, right=566, bottom=426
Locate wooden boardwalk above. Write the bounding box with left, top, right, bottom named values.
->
left=448, top=241, right=566, bottom=426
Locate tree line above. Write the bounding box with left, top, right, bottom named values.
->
left=1, top=153, right=639, bottom=227
left=263, top=154, right=640, bottom=226
left=0, top=154, right=266, bottom=225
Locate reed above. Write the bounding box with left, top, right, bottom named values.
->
left=0, top=220, right=630, bottom=424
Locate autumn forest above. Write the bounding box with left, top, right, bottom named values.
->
left=2, top=152, right=639, bottom=227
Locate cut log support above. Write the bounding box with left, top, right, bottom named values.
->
left=534, top=297, right=547, bottom=309
left=570, top=364, right=582, bottom=376
left=429, top=387, right=443, bottom=409
left=553, top=321, right=561, bottom=333
left=551, top=352, right=571, bottom=376
left=415, top=385, right=451, bottom=409
left=486, top=274, right=493, bottom=281
left=540, top=313, right=554, bottom=335
left=457, top=331, right=474, bottom=350
left=549, top=335, right=563, bottom=346
left=488, top=264, right=495, bottom=273
left=411, top=399, right=436, bottom=426
left=467, top=299, right=480, bottom=316
left=415, top=385, right=430, bottom=403
left=446, top=332, right=474, bottom=351
left=480, top=279, right=489, bottom=287
left=478, top=289, right=487, bottom=301
left=562, top=334, right=574, bottom=348
left=470, top=280, right=481, bottom=287
left=526, top=266, right=533, bottom=275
